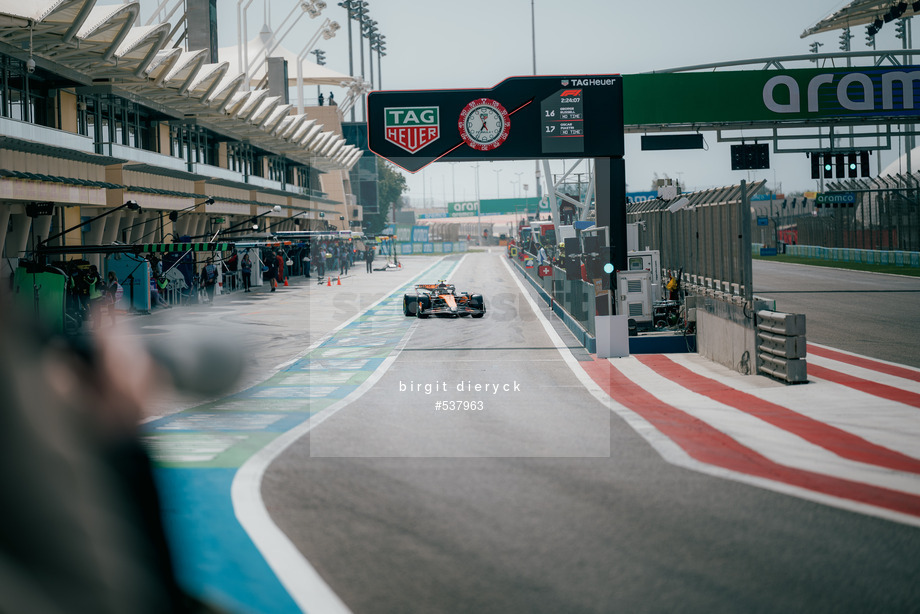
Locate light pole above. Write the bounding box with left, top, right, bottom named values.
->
left=363, top=19, right=378, bottom=89
left=521, top=182, right=529, bottom=236
left=237, top=0, right=256, bottom=87
left=531, top=0, right=541, bottom=208
left=246, top=0, right=327, bottom=79
left=474, top=163, right=482, bottom=244
left=367, top=31, right=375, bottom=89
left=351, top=2, right=370, bottom=120
left=360, top=16, right=376, bottom=119
left=337, top=0, right=364, bottom=121
left=296, top=19, right=340, bottom=112
left=372, top=34, right=386, bottom=89
left=311, top=48, right=325, bottom=103
left=514, top=171, right=524, bottom=197
left=530, top=0, right=537, bottom=74
left=493, top=168, right=502, bottom=199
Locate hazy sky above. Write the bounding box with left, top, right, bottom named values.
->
left=130, top=0, right=915, bottom=204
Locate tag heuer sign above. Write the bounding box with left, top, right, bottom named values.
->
left=367, top=75, right=623, bottom=172
left=384, top=106, right=439, bottom=153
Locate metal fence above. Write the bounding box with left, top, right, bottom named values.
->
left=626, top=181, right=765, bottom=301
left=757, top=174, right=920, bottom=253
left=517, top=251, right=596, bottom=337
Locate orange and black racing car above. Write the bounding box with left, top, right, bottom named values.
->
left=403, top=281, right=485, bottom=318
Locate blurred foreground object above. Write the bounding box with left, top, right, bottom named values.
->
left=145, top=326, right=245, bottom=398
left=0, top=297, right=225, bottom=614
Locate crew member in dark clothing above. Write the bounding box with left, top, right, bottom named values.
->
left=365, top=245, right=375, bottom=273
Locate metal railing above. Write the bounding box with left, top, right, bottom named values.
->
left=765, top=175, right=920, bottom=253
left=517, top=251, right=596, bottom=337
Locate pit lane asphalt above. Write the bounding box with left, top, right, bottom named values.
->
left=130, top=256, right=452, bottom=612
left=132, top=261, right=429, bottom=421
left=258, top=251, right=920, bottom=614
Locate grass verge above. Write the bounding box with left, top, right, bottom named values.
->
left=752, top=253, right=920, bottom=277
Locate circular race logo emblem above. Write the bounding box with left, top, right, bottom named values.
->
left=458, top=98, right=510, bottom=151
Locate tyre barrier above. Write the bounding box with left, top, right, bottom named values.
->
left=756, top=310, right=807, bottom=384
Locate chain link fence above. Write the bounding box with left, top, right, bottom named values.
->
left=756, top=174, right=920, bottom=255
left=626, top=181, right=765, bottom=300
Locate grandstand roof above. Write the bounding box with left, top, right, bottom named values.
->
left=801, top=0, right=920, bottom=38
left=0, top=0, right=359, bottom=172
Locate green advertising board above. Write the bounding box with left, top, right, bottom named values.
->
left=623, top=66, right=920, bottom=126
left=447, top=197, right=544, bottom=217
left=13, top=269, right=66, bottom=333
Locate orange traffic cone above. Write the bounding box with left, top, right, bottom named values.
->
left=327, top=277, right=332, bottom=286
left=284, top=277, right=289, bottom=286
left=337, top=276, right=341, bottom=285
left=398, top=261, right=402, bottom=268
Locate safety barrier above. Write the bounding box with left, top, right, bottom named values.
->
left=511, top=252, right=597, bottom=351
left=756, top=310, right=807, bottom=383
left=783, top=244, right=920, bottom=267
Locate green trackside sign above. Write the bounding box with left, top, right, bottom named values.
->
left=623, top=66, right=920, bottom=125
left=447, top=197, right=544, bottom=217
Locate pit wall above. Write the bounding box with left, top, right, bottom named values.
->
left=510, top=252, right=777, bottom=373
left=509, top=256, right=597, bottom=353
left=688, top=294, right=775, bottom=375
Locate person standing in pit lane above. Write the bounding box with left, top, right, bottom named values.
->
left=313, top=243, right=325, bottom=282
left=105, top=271, right=123, bottom=326
left=365, top=245, right=375, bottom=273
left=266, top=251, right=278, bottom=292
left=536, top=242, right=548, bottom=266
left=200, top=257, right=218, bottom=304
left=241, top=252, right=252, bottom=292
left=275, top=250, right=286, bottom=288
left=87, top=265, right=104, bottom=329
left=340, top=244, right=350, bottom=276
left=225, top=248, right=239, bottom=291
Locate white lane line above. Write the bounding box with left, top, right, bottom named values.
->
left=500, top=256, right=681, bottom=453
left=232, top=256, right=457, bottom=614
left=501, top=257, right=920, bottom=528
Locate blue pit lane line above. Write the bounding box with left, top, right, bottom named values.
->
left=141, top=257, right=460, bottom=614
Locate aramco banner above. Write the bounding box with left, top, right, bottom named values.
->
left=623, top=66, right=920, bottom=125
left=447, top=197, right=545, bottom=217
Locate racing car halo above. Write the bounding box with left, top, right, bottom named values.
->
left=403, top=281, right=485, bottom=318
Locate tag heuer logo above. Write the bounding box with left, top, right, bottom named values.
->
left=384, top=106, right=439, bottom=153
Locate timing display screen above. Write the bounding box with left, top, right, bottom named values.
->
left=541, top=88, right=585, bottom=154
